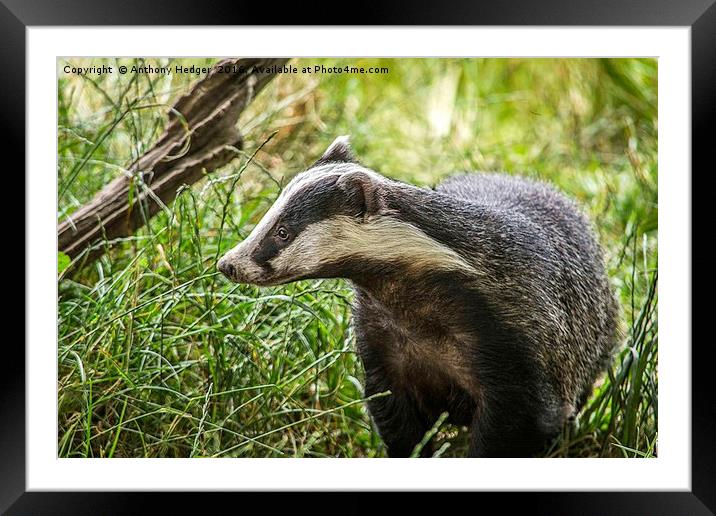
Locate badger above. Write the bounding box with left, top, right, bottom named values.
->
left=217, top=136, right=619, bottom=457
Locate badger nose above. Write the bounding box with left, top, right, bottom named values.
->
left=217, top=259, right=235, bottom=280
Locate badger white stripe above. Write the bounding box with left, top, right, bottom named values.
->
left=268, top=215, right=476, bottom=279
left=233, top=166, right=339, bottom=248
left=236, top=163, right=386, bottom=250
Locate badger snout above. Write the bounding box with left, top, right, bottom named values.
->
left=217, top=254, right=253, bottom=283
left=217, top=246, right=268, bottom=285
left=217, top=258, right=236, bottom=281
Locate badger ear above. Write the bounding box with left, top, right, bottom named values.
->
left=319, top=135, right=356, bottom=163
left=337, top=171, right=383, bottom=220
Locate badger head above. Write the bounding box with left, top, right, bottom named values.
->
left=218, top=136, right=472, bottom=286
left=217, top=136, right=387, bottom=286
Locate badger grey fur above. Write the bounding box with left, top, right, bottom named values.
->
left=218, top=136, right=619, bottom=457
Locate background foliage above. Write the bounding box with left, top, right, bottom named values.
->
left=58, top=58, right=657, bottom=458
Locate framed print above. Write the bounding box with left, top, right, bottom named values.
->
left=4, top=0, right=710, bottom=513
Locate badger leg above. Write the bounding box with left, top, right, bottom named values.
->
left=364, top=370, right=434, bottom=458
left=467, top=389, right=562, bottom=458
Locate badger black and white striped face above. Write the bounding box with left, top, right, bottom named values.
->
left=217, top=136, right=474, bottom=286
left=217, top=136, right=377, bottom=285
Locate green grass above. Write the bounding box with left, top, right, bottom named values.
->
left=57, top=57, right=657, bottom=458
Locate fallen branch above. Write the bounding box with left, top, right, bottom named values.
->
left=58, top=57, right=288, bottom=268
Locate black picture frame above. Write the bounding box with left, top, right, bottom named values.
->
left=4, top=1, right=710, bottom=513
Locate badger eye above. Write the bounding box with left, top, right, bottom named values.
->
left=276, top=227, right=289, bottom=241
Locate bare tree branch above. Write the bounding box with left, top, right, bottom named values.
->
left=58, top=57, right=289, bottom=268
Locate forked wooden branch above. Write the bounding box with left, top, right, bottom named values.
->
left=58, top=57, right=289, bottom=267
